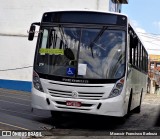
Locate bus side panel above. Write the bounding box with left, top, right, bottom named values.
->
left=126, top=67, right=147, bottom=112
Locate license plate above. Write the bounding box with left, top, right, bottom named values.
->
left=66, top=101, right=81, bottom=107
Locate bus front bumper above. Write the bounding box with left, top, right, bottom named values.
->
left=31, top=88, right=125, bottom=117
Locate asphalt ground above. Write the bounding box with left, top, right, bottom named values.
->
left=0, top=88, right=53, bottom=131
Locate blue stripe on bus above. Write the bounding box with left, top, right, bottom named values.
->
left=0, top=79, right=32, bottom=92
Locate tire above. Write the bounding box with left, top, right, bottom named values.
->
left=117, top=115, right=128, bottom=124
left=51, top=111, right=62, bottom=118
left=50, top=111, right=62, bottom=126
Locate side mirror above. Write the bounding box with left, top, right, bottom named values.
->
left=28, top=25, right=36, bottom=41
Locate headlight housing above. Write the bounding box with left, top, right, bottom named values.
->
left=33, top=71, right=44, bottom=92
left=108, top=78, right=124, bottom=98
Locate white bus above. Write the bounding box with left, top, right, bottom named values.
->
left=28, top=10, right=148, bottom=118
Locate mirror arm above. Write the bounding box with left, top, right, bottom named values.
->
left=32, top=22, right=40, bottom=26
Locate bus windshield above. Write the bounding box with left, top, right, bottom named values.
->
left=35, top=25, right=126, bottom=79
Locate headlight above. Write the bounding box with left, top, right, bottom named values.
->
left=108, top=78, right=124, bottom=98
left=116, top=83, right=123, bottom=90
left=33, top=71, right=44, bottom=92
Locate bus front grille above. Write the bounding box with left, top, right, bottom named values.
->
left=48, top=89, right=104, bottom=100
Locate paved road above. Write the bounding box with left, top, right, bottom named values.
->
left=0, top=88, right=53, bottom=131
left=0, top=88, right=160, bottom=138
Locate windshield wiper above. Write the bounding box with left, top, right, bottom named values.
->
left=58, top=25, right=68, bottom=49
left=89, top=26, right=108, bottom=58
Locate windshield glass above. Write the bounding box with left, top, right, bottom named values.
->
left=35, top=26, right=126, bottom=79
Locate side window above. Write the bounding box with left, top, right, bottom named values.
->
left=143, top=49, right=146, bottom=72
left=135, top=45, right=138, bottom=67
left=129, top=34, right=135, bottom=65
left=139, top=44, right=142, bottom=69
left=137, top=42, right=141, bottom=68
left=129, top=35, right=132, bottom=64
left=128, top=26, right=148, bottom=72
left=145, top=51, right=148, bottom=72
left=129, top=31, right=139, bottom=68
left=135, top=38, right=138, bottom=67
left=147, top=54, right=148, bottom=71
left=142, top=47, right=144, bottom=71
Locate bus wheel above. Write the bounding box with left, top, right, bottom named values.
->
left=117, top=115, right=127, bottom=124
left=51, top=111, right=62, bottom=118
left=127, top=90, right=132, bottom=116
left=134, top=91, right=143, bottom=113
left=51, top=111, right=62, bottom=125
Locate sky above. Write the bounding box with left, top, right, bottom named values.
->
left=122, top=0, right=160, bottom=55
